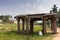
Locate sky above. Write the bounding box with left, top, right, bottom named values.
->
left=0, top=0, right=60, bottom=17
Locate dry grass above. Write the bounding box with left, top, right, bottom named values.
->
left=0, top=23, right=53, bottom=40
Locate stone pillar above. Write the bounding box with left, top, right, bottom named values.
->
left=22, top=19, right=24, bottom=31
left=26, top=18, right=30, bottom=33
left=51, top=20, right=53, bottom=30
left=30, top=20, right=34, bottom=33
left=42, top=18, right=46, bottom=35
left=51, top=18, right=57, bottom=33
left=17, top=18, right=20, bottom=33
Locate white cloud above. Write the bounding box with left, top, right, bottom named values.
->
left=25, top=3, right=31, bottom=7
left=21, top=0, right=60, bottom=14
left=36, top=0, right=40, bottom=4
left=1, top=0, right=60, bottom=16
left=20, top=3, right=50, bottom=14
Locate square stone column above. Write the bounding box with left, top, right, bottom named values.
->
left=30, top=20, right=34, bottom=33
left=42, top=18, right=46, bottom=35
left=17, top=18, right=20, bottom=33
left=51, top=18, right=57, bottom=33
left=26, top=18, right=30, bottom=33
left=22, top=19, right=24, bottom=31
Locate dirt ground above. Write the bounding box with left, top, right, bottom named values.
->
left=53, top=27, right=60, bottom=40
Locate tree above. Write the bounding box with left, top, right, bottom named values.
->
left=46, top=20, right=51, bottom=27
left=0, top=15, right=12, bottom=23
left=51, top=5, right=58, bottom=13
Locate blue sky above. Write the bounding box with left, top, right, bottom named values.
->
left=0, top=0, right=60, bottom=17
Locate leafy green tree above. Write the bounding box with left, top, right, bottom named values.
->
left=52, top=5, right=58, bottom=13
left=0, top=15, right=12, bottom=23
left=46, top=20, right=51, bottom=27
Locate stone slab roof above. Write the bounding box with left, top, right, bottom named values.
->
left=14, top=13, right=60, bottom=19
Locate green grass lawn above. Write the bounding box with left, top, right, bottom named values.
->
left=0, top=23, right=53, bottom=40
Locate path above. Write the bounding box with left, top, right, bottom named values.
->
left=53, top=27, right=60, bottom=40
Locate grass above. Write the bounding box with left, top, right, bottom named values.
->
left=0, top=23, right=53, bottom=40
